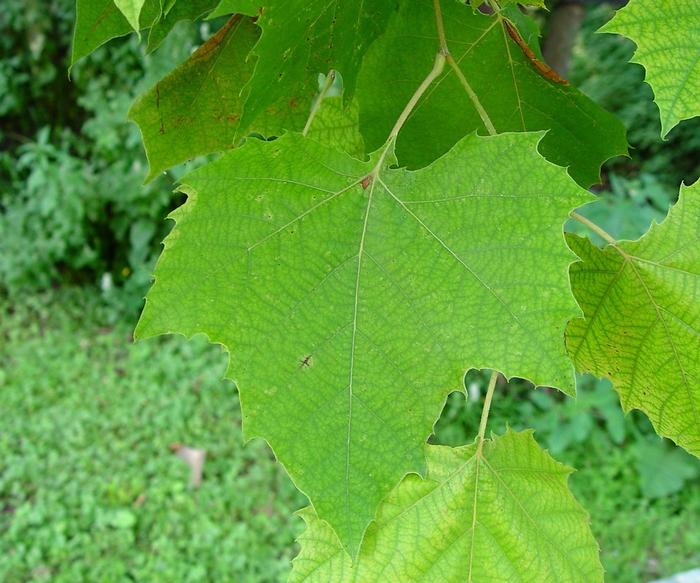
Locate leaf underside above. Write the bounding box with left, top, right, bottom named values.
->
left=601, top=0, right=700, bottom=137
left=567, top=181, right=700, bottom=458
left=356, top=0, right=627, bottom=187
left=136, top=131, right=590, bottom=554
left=291, top=430, right=603, bottom=583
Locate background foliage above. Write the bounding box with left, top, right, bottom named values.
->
left=1, top=1, right=699, bottom=581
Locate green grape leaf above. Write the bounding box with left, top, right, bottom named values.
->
left=601, top=0, right=700, bottom=137
left=356, top=0, right=627, bottom=187
left=129, top=15, right=259, bottom=180
left=71, top=0, right=161, bottom=65
left=146, top=0, right=219, bottom=52
left=291, top=430, right=603, bottom=582
left=137, top=131, right=590, bottom=554
left=208, top=0, right=260, bottom=18
left=114, top=0, right=147, bottom=31
left=567, top=181, right=700, bottom=457
left=236, top=1, right=398, bottom=134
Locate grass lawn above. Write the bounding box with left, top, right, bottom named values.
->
left=1, top=290, right=304, bottom=582
left=2, top=289, right=699, bottom=582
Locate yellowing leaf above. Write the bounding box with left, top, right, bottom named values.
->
left=291, top=431, right=603, bottom=583
left=601, top=0, right=700, bottom=136
left=129, top=15, right=259, bottom=180
left=567, top=182, right=700, bottom=457
left=130, top=21, right=365, bottom=178
left=136, top=131, right=590, bottom=554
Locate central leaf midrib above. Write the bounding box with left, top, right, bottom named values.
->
left=344, top=175, right=375, bottom=544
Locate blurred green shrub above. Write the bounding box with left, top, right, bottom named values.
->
left=0, top=0, right=200, bottom=316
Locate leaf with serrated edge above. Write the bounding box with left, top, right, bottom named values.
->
left=136, top=131, right=590, bottom=554
left=567, top=181, right=700, bottom=457
left=601, top=0, right=700, bottom=137
left=237, top=0, right=398, bottom=135
left=291, top=430, right=603, bottom=583
left=129, top=15, right=259, bottom=180
left=357, top=0, right=627, bottom=187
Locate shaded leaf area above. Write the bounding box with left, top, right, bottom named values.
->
left=567, top=181, right=700, bottom=458
left=129, top=15, right=259, bottom=180
left=72, top=0, right=223, bottom=65
left=208, top=0, right=261, bottom=19
left=146, top=0, right=219, bottom=52
left=601, top=0, right=700, bottom=137
left=71, top=0, right=161, bottom=65
left=356, top=0, right=627, bottom=187
left=237, top=0, right=398, bottom=133
left=130, top=17, right=364, bottom=179
left=137, top=131, right=590, bottom=555
left=291, top=431, right=603, bottom=583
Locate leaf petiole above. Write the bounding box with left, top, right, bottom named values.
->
left=476, top=370, right=499, bottom=457
left=302, top=69, right=338, bottom=136
left=434, top=0, right=497, bottom=135
left=371, top=52, right=447, bottom=174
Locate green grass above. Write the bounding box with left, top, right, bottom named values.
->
left=2, top=290, right=699, bottom=582
left=1, top=290, right=304, bottom=582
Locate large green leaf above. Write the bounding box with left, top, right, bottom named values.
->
left=71, top=0, right=161, bottom=66
left=129, top=15, right=259, bottom=180
left=567, top=181, right=700, bottom=457
left=356, top=0, right=627, bottom=187
left=137, top=131, right=589, bottom=554
left=601, top=0, right=700, bottom=137
left=236, top=0, right=398, bottom=134
left=291, top=430, right=603, bottom=582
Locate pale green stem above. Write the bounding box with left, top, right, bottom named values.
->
left=476, top=370, right=499, bottom=457
left=446, top=55, right=497, bottom=136
left=302, top=70, right=337, bottom=136
left=570, top=211, right=619, bottom=247
left=372, top=53, right=446, bottom=174
left=433, top=0, right=497, bottom=136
